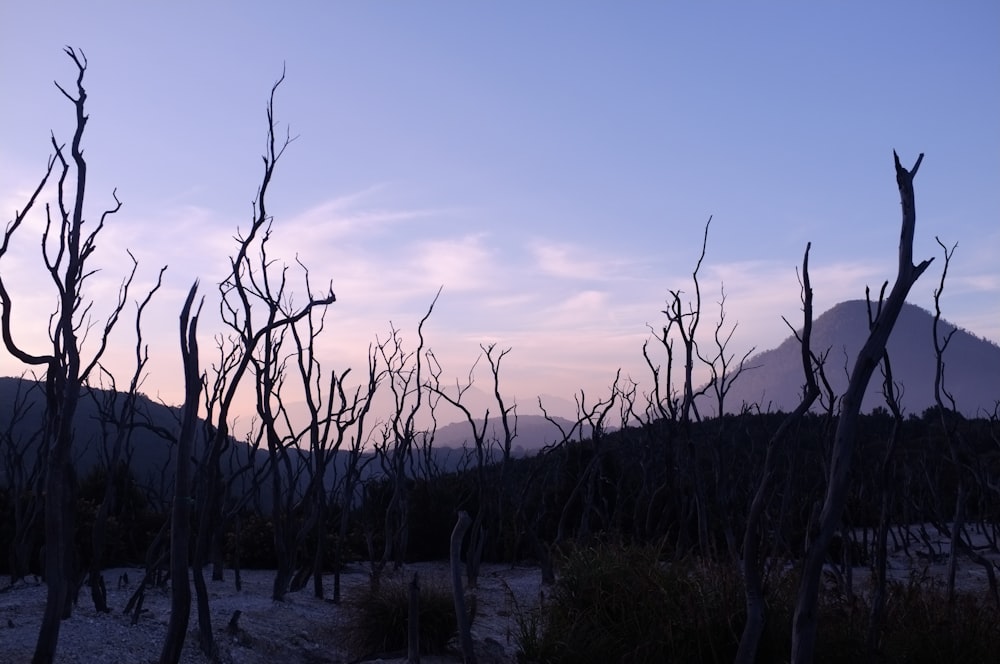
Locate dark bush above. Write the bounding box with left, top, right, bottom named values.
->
left=513, top=542, right=1000, bottom=664
left=341, top=573, right=460, bottom=659
left=517, top=543, right=747, bottom=663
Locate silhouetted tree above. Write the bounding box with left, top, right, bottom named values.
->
left=188, top=69, right=335, bottom=657
left=85, top=265, right=165, bottom=612
left=0, top=48, right=148, bottom=664
left=792, top=152, right=934, bottom=664
left=429, top=342, right=518, bottom=586
left=0, top=377, right=45, bottom=583
left=737, top=243, right=821, bottom=664
left=159, top=284, right=203, bottom=664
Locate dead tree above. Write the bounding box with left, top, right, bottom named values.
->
left=697, top=284, right=756, bottom=558
left=189, top=69, right=335, bottom=657
left=369, top=293, right=439, bottom=585
left=698, top=284, right=756, bottom=420
left=666, top=216, right=712, bottom=426
left=332, top=343, right=384, bottom=604
left=0, top=377, right=45, bottom=583
left=86, top=264, right=166, bottom=613
left=159, top=284, right=203, bottom=664
left=736, top=244, right=821, bottom=664
left=554, top=380, right=621, bottom=544
left=450, top=511, right=476, bottom=664
left=791, top=152, right=934, bottom=664
left=287, top=280, right=342, bottom=599
left=0, top=48, right=143, bottom=664
left=429, top=343, right=518, bottom=587
left=864, top=338, right=904, bottom=662
left=929, top=238, right=999, bottom=606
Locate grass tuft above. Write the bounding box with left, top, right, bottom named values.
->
left=341, top=573, right=459, bottom=659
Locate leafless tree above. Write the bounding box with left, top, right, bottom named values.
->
left=791, top=152, right=934, bottom=664
left=698, top=284, right=756, bottom=419
left=331, top=342, right=384, bottom=603
left=864, top=333, right=905, bottom=662
left=367, top=294, right=440, bottom=587
left=159, top=284, right=203, bottom=664
left=0, top=48, right=147, bottom=664
left=736, top=244, right=821, bottom=664
left=666, top=216, right=712, bottom=425
left=697, top=284, right=756, bottom=557
left=652, top=216, right=717, bottom=555
left=85, top=264, right=166, bottom=612
left=0, top=376, right=46, bottom=583
left=187, top=69, right=336, bottom=657
left=929, top=238, right=1000, bottom=607
left=429, top=342, right=518, bottom=586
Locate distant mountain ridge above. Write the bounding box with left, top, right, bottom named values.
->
left=709, top=300, right=1000, bottom=417
left=0, top=377, right=575, bottom=501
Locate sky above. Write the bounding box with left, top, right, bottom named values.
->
left=1, top=2, right=998, bottom=424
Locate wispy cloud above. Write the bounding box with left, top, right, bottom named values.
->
left=528, top=239, right=639, bottom=282
left=408, top=234, right=495, bottom=292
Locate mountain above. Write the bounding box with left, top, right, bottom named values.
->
left=0, top=377, right=576, bottom=504
left=433, top=414, right=586, bottom=458
left=710, top=300, right=1000, bottom=417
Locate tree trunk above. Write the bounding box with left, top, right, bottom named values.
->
left=736, top=243, right=820, bottom=664
left=451, top=511, right=476, bottom=664
left=791, top=152, right=933, bottom=664
left=159, top=284, right=202, bottom=664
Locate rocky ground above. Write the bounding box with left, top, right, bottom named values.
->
left=0, top=562, right=545, bottom=664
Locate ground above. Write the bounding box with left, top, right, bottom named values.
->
left=1, top=524, right=997, bottom=663
left=0, top=562, right=544, bottom=664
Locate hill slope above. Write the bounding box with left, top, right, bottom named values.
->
left=711, top=300, right=1000, bottom=416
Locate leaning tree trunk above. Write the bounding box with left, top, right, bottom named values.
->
left=791, top=152, right=933, bottom=664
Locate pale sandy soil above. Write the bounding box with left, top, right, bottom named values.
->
left=1, top=523, right=996, bottom=664
left=0, top=562, right=546, bottom=664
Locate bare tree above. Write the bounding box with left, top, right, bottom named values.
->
left=697, top=284, right=756, bottom=558
left=331, top=342, right=384, bottom=603
left=188, top=69, right=336, bottom=657
left=159, top=284, right=203, bottom=664
left=429, top=343, right=518, bottom=586
left=791, top=152, right=934, bottom=664
left=655, top=216, right=716, bottom=555
left=736, top=244, right=821, bottom=664
left=929, top=238, right=1000, bottom=607
left=698, top=284, right=756, bottom=419
left=666, top=216, right=712, bottom=425
left=0, top=376, right=46, bottom=583
left=0, top=48, right=144, bottom=664
left=86, top=264, right=166, bottom=612
left=368, top=295, right=439, bottom=586
left=864, top=335, right=905, bottom=662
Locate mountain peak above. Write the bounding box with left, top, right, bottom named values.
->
left=708, top=300, right=1000, bottom=417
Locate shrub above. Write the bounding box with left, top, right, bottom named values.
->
left=512, top=543, right=1000, bottom=664
left=516, top=543, right=747, bottom=664
left=342, top=573, right=460, bottom=659
left=872, top=573, right=1000, bottom=664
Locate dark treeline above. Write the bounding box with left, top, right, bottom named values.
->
left=2, top=400, right=998, bottom=577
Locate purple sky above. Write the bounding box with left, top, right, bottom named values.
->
left=1, top=2, right=997, bottom=423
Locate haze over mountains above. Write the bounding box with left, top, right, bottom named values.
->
left=0, top=299, right=996, bottom=496
left=710, top=299, right=1000, bottom=417
left=0, top=376, right=576, bottom=500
